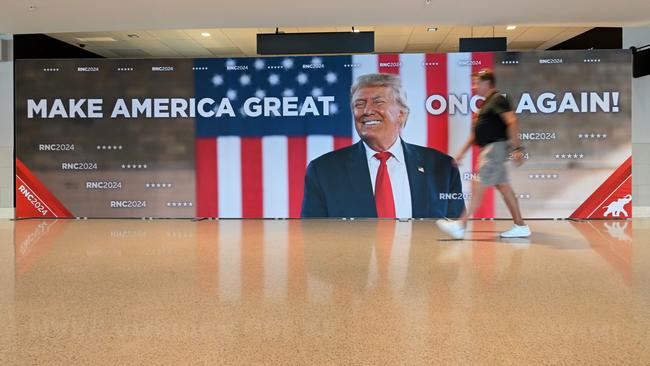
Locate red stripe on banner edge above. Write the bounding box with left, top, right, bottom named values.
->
left=570, top=156, right=632, bottom=219
left=15, top=158, right=73, bottom=218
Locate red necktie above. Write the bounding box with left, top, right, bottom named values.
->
left=374, top=151, right=396, bottom=218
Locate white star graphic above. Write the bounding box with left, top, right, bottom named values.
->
left=227, top=89, right=238, bottom=100
left=211, top=74, right=224, bottom=87
left=225, top=59, right=236, bottom=68
left=282, top=58, right=294, bottom=69
left=283, top=88, right=295, bottom=97
left=254, top=59, right=265, bottom=70
left=268, top=73, right=280, bottom=86
left=297, top=73, right=308, bottom=85
left=311, top=57, right=323, bottom=65
left=325, top=72, right=338, bottom=84
left=330, top=103, right=339, bottom=114
left=255, top=89, right=266, bottom=99
left=239, top=74, right=251, bottom=86
left=311, top=87, right=323, bottom=97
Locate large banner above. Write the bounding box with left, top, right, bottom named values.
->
left=15, top=50, right=632, bottom=219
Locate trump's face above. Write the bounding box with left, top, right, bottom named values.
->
left=352, top=86, right=406, bottom=152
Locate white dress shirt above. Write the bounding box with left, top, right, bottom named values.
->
left=362, top=138, right=412, bottom=218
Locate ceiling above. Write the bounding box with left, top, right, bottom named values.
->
left=48, top=25, right=593, bottom=58
left=1, top=0, right=649, bottom=35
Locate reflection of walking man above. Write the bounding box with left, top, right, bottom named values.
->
left=437, top=69, right=531, bottom=239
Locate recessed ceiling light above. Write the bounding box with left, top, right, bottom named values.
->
left=75, top=37, right=117, bottom=42
left=506, top=25, right=517, bottom=30
left=427, top=27, right=438, bottom=32
left=201, top=32, right=211, bottom=37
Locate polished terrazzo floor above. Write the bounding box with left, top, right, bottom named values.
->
left=1, top=219, right=649, bottom=365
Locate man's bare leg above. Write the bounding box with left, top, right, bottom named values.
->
left=496, top=183, right=525, bottom=226
left=460, top=179, right=489, bottom=228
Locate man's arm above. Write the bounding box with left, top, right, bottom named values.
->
left=301, top=161, right=328, bottom=217
left=454, top=118, right=477, bottom=164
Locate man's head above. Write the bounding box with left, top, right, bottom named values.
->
left=350, top=73, right=410, bottom=152
left=472, top=69, right=496, bottom=97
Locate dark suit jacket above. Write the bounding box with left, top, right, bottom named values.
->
left=301, top=140, right=465, bottom=218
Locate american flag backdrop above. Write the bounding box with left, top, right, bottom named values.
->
left=193, top=52, right=497, bottom=218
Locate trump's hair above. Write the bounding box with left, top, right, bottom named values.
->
left=350, top=73, right=410, bottom=118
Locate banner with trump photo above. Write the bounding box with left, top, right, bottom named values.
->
left=14, top=49, right=631, bottom=219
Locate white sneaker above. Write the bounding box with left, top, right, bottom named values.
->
left=500, top=224, right=531, bottom=238
left=436, top=220, right=465, bottom=240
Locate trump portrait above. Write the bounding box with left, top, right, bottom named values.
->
left=301, top=73, right=465, bottom=218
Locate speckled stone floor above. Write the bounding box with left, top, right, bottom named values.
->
left=1, top=218, right=648, bottom=365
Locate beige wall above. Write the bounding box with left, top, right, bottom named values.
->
left=0, top=35, right=13, bottom=218
left=624, top=25, right=650, bottom=217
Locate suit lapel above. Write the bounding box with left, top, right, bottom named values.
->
left=402, top=141, right=428, bottom=217
left=345, top=142, right=377, bottom=217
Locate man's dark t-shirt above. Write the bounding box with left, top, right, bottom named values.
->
left=474, top=91, right=512, bottom=147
